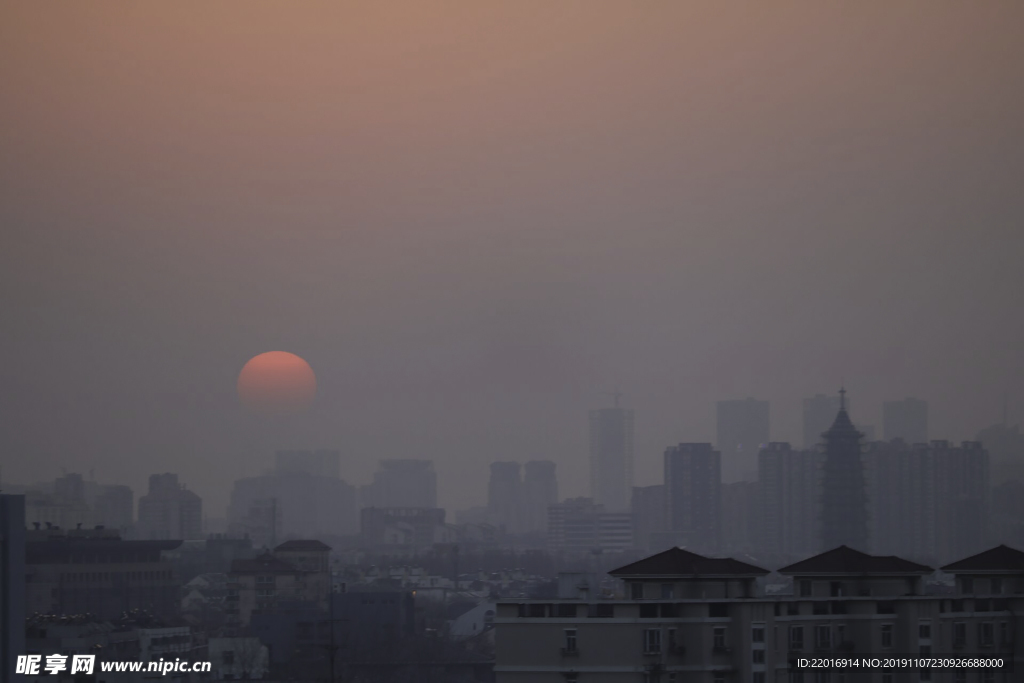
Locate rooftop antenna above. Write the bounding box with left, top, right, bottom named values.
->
left=838, top=385, right=847, bottom=412
left=603, top=388, right=623, bottom=408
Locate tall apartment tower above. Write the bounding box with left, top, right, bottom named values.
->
left=758, top=442, right=821, bottom=561
left=664, top=443, right=721, bottom=554
left=803, top=393, right=844, bottom=450
left=488, top=461, right=523, bottom=533
left=883, top=397, right=929, bottom=443
left=521, top=461, right=558, bottom=534
left=136, top=473, right=203, bottom=540
left=0, top=495, right=26, bottom=683
left=716, top=398, right=770, bottom=483
left=819, top=389, right=869, bottom=552
left=589, top=398, right=634, bottom=512
left=361, top=459, right=437, bottom=509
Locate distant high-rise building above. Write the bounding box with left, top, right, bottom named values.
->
left=757, top=443, right=821, bottom=561
left=664, top=443, right=721, bottom=554
left=819, top=389, right=869, bottom=552
left=803, top=393, right=845, bottom=450
left=488, top=462, right=522, bottom=533
left=589, top=399, right=634, bottom=512
left=1, top=495, right=26, bottom=683
left=545, top=497, right=631, bottom=554
left=630, top=485, right=667, bottom=552
left=274, top=449, right=340, bottom=478
left=716, top=398, right=770, bottom=483
left=361, top=459, right=437, bottom=510
left=521, top=461, right=558, bottom=534
left=883, top=398, right=928, bottom=443
left=721, top=481, right=759, bottom=554
left=137, top=473, right=203, bottom=540
left=95, top=484, right=134, bottom=534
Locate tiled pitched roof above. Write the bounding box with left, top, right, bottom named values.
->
left=273, top=539, right=332, bottom=552
left=609, top=547, right=769, bottom=578
left=941, top=545, right=1024, bottom=572
left=778, top=546, right=932, bottom=575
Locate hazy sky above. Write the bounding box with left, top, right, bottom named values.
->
left=2, top=2, right=1022, bottom=514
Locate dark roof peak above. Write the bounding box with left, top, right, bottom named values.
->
left=610, top=546, right=769, bottom=578
left=779, top=546, right=932, bottom=575
left=941, top=545, right=1024, bottom=572
left=274, top=539, right=332, bottom=552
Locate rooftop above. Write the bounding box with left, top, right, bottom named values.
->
left=941, top=545, right=1024, bottom=573
left=778, top=546, right=932, bottom=575
left=609, top=547, right=769, bottom=578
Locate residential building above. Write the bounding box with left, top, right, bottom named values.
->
left=522, top=461, right=559, bottom=535
left=757, top=442, right=821, bottom=562
left=495, top=544, right=1024, bottom=682
left=361, top=459, right=437, bottom=509
left=716, top=397, right=770, bottom=483
left=137, top=473, right=203, bottom=541
left=227, top=540, right=331, bottom=628
left=590, top=401, right=634, bottom=512
left=1, top=495, right=25, bottom=683
left=664, top=443, right=721, bottom=554
left=489, top=461, right=523, bottom=534
left=883, top=397, right=929, bottom=444
left=360, top=507, right=451, bottom=551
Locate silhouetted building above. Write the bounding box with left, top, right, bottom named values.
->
left=716, top=397, right=769, bottom=483
left=521, top=460, right=558, bottom=534
left=360, top=507, right=451, bottom=550
left=883, top=397, right=928, bottom=443
left=819, top=389, right=869, bottom=551
left=95, top=484, right=134, bottom=535
left=25, top=529, right=181, bottom=620
left=757, top=442, right=821, bottom=561
left=664, top=443, right=721, bottom=553
left=228, top=540, right=331, bottom=628
left=630, top=484, right=667, bottom=552
left=546, top=497, right=631, bottom=554
left=228, top=464, right=357, bottom=543
left=866, top=439, right=990, bottom=565
left=589, top=400, right=634, bottom=512
left=721, top=480, right=759, bottom=554
left=275, top=449, right=340, bottom=478
left=137, top=473, right=203, bottom=540
left=977, top=421, right=1024, bottom=484
left=0, top=495, right=25, bottom=683
left=803, top=392, right=844, bottom=450
left=361, top=459, right=437, bottom=509
left=488, top=461, right=522, bottom=533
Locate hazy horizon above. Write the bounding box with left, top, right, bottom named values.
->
left=2, top=1, right=1022, bottom=515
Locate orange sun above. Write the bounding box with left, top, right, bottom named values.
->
left=237, top=351, right=317, bottom=416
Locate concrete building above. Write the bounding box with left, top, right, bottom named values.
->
left=360, top=507, right=450, bottom=551
left=1, top=495, right=25, bottom=683
left=94, top=484, right=134, bottom=535
left=716, top=398, right=770, bottom=483
left=489, top=461, right=523, bottom=534
left=883, top=397, right=929, bottom=444
left=24, top=529, right=181, bottom=620
left=361, top=459, right=437, bottom=510
left=819, top=389, right=869, bottom=552
left=630, top=485, right=667, bottom=553
left=522, top=460, right=559, bottom=535
left=664, top=443, right=721, bottom=554
left=136, top=473, right=203, bottom=541
left=757, top=442, right=821, bottom=562
left=495, top=544, right=1024, bottom=682
left=720, top=481, right=758, bottom=555
left=226, top=540, right=331, bottom=628
left=590, top=401, right=634, bottom=512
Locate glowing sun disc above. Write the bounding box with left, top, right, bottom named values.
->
left=237, top=351, right=316, bottom=416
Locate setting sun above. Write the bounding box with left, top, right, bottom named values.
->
left=237, top=351, right=316, bottom=417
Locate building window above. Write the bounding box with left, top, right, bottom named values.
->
left=631, top=583, right=644, bottom=600
left=919, top=645, right=931, bottom=656
left=660, top=583, right=674, bottom=599
left=713, top=626, right=727, bottom=650
left=800, top=580, right=812, bottom=597
left=591, top=604, right=614, bottom=618
left=667, top=628, right=678, bottom=651
left=789, top=626, right=804, bottom=651
left=962, top=577, right=974, bottom=593
left=644, top=629, right=662, bottom=654
left=953, top=622, right=966, bottom=647
left=753, top=674, right=766, bottom=683
left=881, top=624, right=893, bottom=649
left=752, top=625, right=765, bottom=643
left=979, top=622, right=994, bottom=647
left=918, top=622, right=931, bottom=639
left=816, top=625, right=831, bottom=649
left=999, top=621, right=1009, bottom=645
left=753, top=649, right=765, bottom=664
left=991, top=578, right=1002, bottom=594
left=556, top=603, right=577, bottom=618
left=564, top=629, right=577, bottom=653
